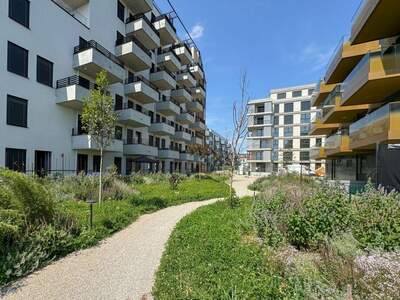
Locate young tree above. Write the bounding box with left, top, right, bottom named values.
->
left=81, top=70, right=117, bottom=204
left=228, top=71, right=249, bottom=207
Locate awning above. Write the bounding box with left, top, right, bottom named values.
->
left=131, top=156, right=159, bottom=164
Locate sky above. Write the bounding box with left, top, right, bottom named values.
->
left=156, top=0, right=362, bottom=138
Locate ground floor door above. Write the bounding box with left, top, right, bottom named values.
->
left=77, top=154, right=88, bottom=174
left=35, top=150, right=51, bottom=177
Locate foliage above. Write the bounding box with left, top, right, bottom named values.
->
left=168, top=174, right=183, bottom=190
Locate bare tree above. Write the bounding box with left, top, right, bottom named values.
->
left=227, top=71, right=249, bottom=207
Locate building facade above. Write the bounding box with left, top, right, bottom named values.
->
left=247, top=84, right=325, bottom=175
left=310, top=0, right=400, bottom=191
left=1, top=0, right=207, bottom=175
left=205, top=128, right=229, bottom=172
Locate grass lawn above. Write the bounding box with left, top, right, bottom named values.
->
left=153, top=199, right=286, bottom=299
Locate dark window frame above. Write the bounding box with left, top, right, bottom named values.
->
left=117, top=1, right=125, bottom=22
left=5, top=147, right=27, bottom=172
left=292, top=90, right=302, bottom=98
left=7, top=94, right=28, bottom=128
left=36, top=55, right=54, bottom=87
left=9, top=0, right=30, bottom=28
left=7, top=41, right=29, bottom=78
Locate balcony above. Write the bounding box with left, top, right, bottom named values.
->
left=325, top=38, right=381, bottom=84
left=310, top=147, right=326, bottom=160
left=342, top=45, right=400, bottom=106
left=349, top=101, right=400, bottom=150
left=124, top=75, right=159, bottom=104
left=324, top=132, right=352, bottom=157
left=158, top=148, right=180, bottom=160
left=124, top=139, right=158, bottom=157
left=155, top=98, right=180, bottom=116
left=149, top=122, right=175, bottom=136
left=126, top=14, right=160, bottom=50
left=310, top=112, right=340, bottom=135
left=312, top=80, right=337, bottom=107
left=179, top=152, right=194, bottom=161
left=189, top=64, right=204, bottom=81
left=71, top=131, right=123, bottom=152
left=152, top=14, right=178, bottom=46
left=173, top=43, right=193, bottom=65
left=176, top=112, right=195, bottom=124
left=192, top=136, right=203, bottom=145
left=124, top=0, right=152, bottom=14
left=321, top=85, right=373, bottom=124
left=157, top=48, right=181, bottom=72
left=176, top=70, right=196, bottom=89
left=115, top=105, right=151, bottom=127
left=192, top=85, right=206, bottom=100
left=171, top=87, right=192, bottom=103
left=186, top=100, right=203, bottom=113
left=73, top=40, right=125, bottom=84
left=115, top=36, right=152, bottom=71
left=150, top=67, right=177, bottom=90
left=350, top=0, right=400, bottom=45
left=55, top=75, right=92, bottom=109
left=190, top=118, right=206, bottom=131
left=174, top=131, right=192, bottom=142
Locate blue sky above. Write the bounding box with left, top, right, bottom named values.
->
left=156, top=0, right=362, bottom=138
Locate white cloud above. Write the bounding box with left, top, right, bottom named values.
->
left=293, top=43, right=335, bottom=73
left=189, top=23, right=204, bottom=40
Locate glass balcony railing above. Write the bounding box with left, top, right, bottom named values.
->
left=325, top=36, right=346, bottom=81
left=322, top=85, right=342, bottom=117
left=350, top=102, right=400, bottom=135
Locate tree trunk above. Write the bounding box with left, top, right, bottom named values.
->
left=229, top=156, right=235, bottom=208
left=99, top=147, right=103, bottom=205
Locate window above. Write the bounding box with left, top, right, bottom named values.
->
left=8, top=41, right=28, bottom=77
left=284, top=139, right=293, bottom=149
left=255, top=116, right=264, bottom=125
left=37, top=56, right=53, bottom=87
left=115, top=126, right=123, bottom=140
left=93, top=156, right=101, bottom=173
left=277, top=93, right=286, bottom=100
left=300, top=139, right=310, bottom=148
left=315, top=138, right=322, bottom=147
left=300, top=151, right=310, bottom=161
left=284, top=115, right=293, bottom=125
left=117, top=1, right=125, bottom=22
left=284, top=103, right=293, bottom=113
left=7, top=95, right=28, bottom=127
left=301, top=101, right=311, bottom=111
left=9, top=0, right=30, bottom=28
left=5, top=148, right=26, bottom=172
left=274, top=104, right=280, bottom=113
left=292, top=90, right=302, bottom=98
left=301, top=125, right=310, bottom=136
left=274, top=116, right=279, bottom=125
left=256, top=105, right=265, bottom=113
left=127, top=129, right=134, bottom=144
left=308, top=89, right=314, bottom=96
left=115, top=94, right=123, bottom=110
left=273, top=127, right=279, bottom=137
left=301, top=112, right=311, bottom=123
left=283, top=152, right=293, bottom=162
left=284, top=127, right=293, bottom=137
left=114, top=157, right=122, bottom=174
left=273, top=139, right=279, bottom=149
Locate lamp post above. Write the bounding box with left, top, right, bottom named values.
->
left=87, top=199, right=97, bottom=229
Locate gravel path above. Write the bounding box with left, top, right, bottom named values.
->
left=232, top=175, right=259, bottom=198
left=1, top=198, right=221, bottom=300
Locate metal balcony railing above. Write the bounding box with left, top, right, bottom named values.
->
left=125, top=75, right=160, bottom=93
left=152, top=65, right=176, bottom=79
left=114, top=102, right=153, bottom=117
left=56, top=75, right=97, bottom=90
left=152, top=13, right=177, bottom=33
left=74, top=40, right=124, bottom=68
left=158, top=47, right=180, bottom=63
left=125, top=13, right=160, bottom=37
left=116, top=35, right=151, bottom=57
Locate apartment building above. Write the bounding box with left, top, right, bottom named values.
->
left=247, top=84, right=325, bottom=175
left=1, top=0, right=207, bottom=175
left=205, top=128, right=229, bottom=172
left=310, top=0, right=400, bottom=191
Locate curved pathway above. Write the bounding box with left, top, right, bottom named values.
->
left=232, top=175, right=259, bottom=198
left=1, top=198, right=221, bottom=300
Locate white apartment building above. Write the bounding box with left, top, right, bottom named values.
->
left=205, top=128, right=229, bottom=172
left=1, top=0, right=207, bottom=175
left=247, top=84, right=325, bottom=175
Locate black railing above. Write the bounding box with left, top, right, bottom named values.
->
left=125, top=74, right=160, bottom=93
left=177, top=68, right=196, bottom=82
left=116, top=35, right=151, bottom=57
left=152, top=65, right=176, bottom=79
left=160, top=95, right=180, bottom=107
left=188, top=63, right=204, bottom=74
left=56, top=75, right=97, bottom=90
left=126, top=14, right=160, bottom=37
left=152, top=14, right=177, bottom=33
left=158, top=47, right=180, bottom=63
left=124, top=137, right=154, bottom=146
left=172, top=42, right=191, bottom=55
left=114, top=103, right=154, bottom=117
left=74, top=40, right=124, bottom=68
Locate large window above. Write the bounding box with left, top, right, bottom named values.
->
left=37, top=56, right=53, bottom=87
left=301, top=112, right=311, bottom=123
left=301, top=101, right=311, bottom=111
left=274, top=104, right=280, bottom=113
left=117, top=1, right=125, bottom=21
left=300, top=151, right=310, bottom=161
left=8, top=41, right=28, bottom=77
left=284, top=127, right=293, bottom=137
left=5, top=148, right=26, bottom=172
left=308, top=88, right=314, bottom=96
left=256, top=105, right=265, bottom=113
left=284, top=103, right=293, bottom=113
left=7, top=95, right=28, bottom=127
left=292, top=90, right=302, bottom=98
left=277, top=93, right=286, bottom=100
left=115, top=126, right=123, bottom=140
left=284, top=115, right=293, bottom=125
left=283, top=152, right=293, bottom=162
left=315, top=138, right=322, bottom=147
left=273, top=115, right=279, bottom=125
left=300, top=139, right=310, bottom=148
left=284, top=139, right=293, bottom=149
left=301, top=124, right=310, bottom=136
left=9, top=0, right=30, bottom=28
